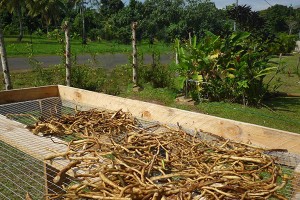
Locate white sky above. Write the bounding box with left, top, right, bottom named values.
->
left=212, top=0, right=299, bottom=10
left=123, top=0, right=300, bottom=11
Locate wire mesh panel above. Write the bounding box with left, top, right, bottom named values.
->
left=0, top=97, right=74, bottom=199
left=0, top=96, right=300, bottom=199
left=0, top=141, right=45, bottom=200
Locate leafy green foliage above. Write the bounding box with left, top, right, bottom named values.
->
left=227, top=5, right=265, bottom=32
left=71, top=65, right=106, bottom=91
left=99, top=0, right=124, bottom=19
left=138, top=63, right=175, bottom=89
left=176, top=31, right=276, bottom=106
left=260, top=5, right=295, bottom=33
left=275, top=33, right=298, bottom=54
left=102, top=64, right=132, bottom=95
left=1, top=0, right=299, bottom=45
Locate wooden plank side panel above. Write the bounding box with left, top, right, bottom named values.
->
left=0, top=114, right=70, bottom=177
left=0, top=85, right=59, bottom=104
left=58, top=85, right=300, bottom=154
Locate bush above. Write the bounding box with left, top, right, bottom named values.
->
left=33, top=28, right=44, bottom=37
left=138, top=64, right=175, bottom=89
left=47, top=29, right=63, bottom=41
left=137, top=50, right=175, bottom=89
left=71, top=65, right=106, bottom=91
left=102, top=65, right=132, bottom=95
left=176, top=31, right=276, bottom=106
left=3, top=24, right=18, bottom=35
left=267, top=33, right=297, bottom=55
left=88, top=28, right=101, bottom=41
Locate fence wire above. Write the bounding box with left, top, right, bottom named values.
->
left=0, top=97, right=299, bottom=199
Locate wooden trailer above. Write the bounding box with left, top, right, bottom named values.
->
left=0, top=85, right=299, bottom=199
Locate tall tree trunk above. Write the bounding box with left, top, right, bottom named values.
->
left=64, top=21, right=71, bottom=87
left=132, top=22, right=138, bottom=87
left=0, top=27, right=12, bottom=90
left=17, top=6, right=23, bottom=42
left=81, top=5, right=87, bottom=45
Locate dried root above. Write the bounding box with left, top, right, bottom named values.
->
left=24, top=109, right=290, bottom=200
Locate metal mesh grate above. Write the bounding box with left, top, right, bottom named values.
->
left=0, top=141, right=45, bottom=200
left=0, top=97, right=300, bottom=199
left=0, top=97, right=75, bottom=199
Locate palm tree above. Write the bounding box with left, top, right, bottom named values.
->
left=72, top=0, right=87, bottom=44
left=0, top=0, right=25, bottom=42
left=26, top=0, right=66, bottom=33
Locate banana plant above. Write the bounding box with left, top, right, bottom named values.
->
left=175, top=31, right=276, bottom=105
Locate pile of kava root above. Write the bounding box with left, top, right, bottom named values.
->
left=26, top=109, right=291, bottom=200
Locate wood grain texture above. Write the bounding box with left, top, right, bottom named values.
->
left=58, top=85, right=300, bottom=154
left=0, top=85, right=59, bottom=104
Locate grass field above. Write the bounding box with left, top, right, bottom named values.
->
left=4, top=35, right=172, bottom=57
left=267, top=54, right=300, bottom=94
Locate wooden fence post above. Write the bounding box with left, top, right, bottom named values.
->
left=132, top=22, right=138, bottom=87
left=0, top=26, right=12, bottom=90
left=63, top=21, right=71, bottom=87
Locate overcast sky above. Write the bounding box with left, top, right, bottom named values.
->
left=212, top=0, right=299, bottom=10
left=123, top=0, right=300, bottom=11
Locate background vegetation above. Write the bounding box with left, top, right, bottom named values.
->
left=0, top=0, right=299, bottom=46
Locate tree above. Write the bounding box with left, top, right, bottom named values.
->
left=227, top=5, right=265, bottom=32
left=100, top=0, right=124, bottom=19
left=26, top=0, right=66, bottom=33
left=110, top=0, right=144, bottom=43
left=0, top=0, right=25, bottom=41
left=80, top=1, right=87, bottom=44
left=260, top=4, right=293, bottom=33
left=141, top=0, right=185, bottom=42
left=72, top=0, right=101, bottom=44
left=0, top=22, right=12, bottom=90
left=184, top=0, right=224, bottom=38
left=286, top=19, right=298, bottom=35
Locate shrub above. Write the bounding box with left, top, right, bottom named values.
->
left=276, top=33, right=297, bottom=54
left=176, top=31, right=276, bottom=106
left=71, top=65, right=106, bottom=91
left=138, top=50, right=175, bottom=89
left=3, top=24, right=18, bottom=35
left=47, top=29, right=63, bottom=41
left=33, top=28, right=44, bottom=37
left=138, top=64, right=174, bottom=89
left=102, top=65, right=132, bottom=95
left=88, top=28, right=101, bottom=41
left=266, top=33, right=297, bottom=55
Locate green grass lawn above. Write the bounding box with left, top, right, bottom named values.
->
left=267, top=54, right=300, bottom=94
left=4, top=35, right=172, bottom=57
